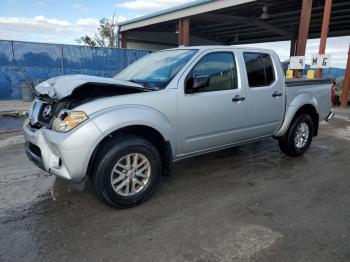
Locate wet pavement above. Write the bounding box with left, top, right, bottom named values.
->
left=1, top=118, right=350, bottom=262
left=0, top=116, right=24, bottom=132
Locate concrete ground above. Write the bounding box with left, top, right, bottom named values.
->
left=0, top=100, right=31, bottom=115
left=1, top=117, right=350, bottom=262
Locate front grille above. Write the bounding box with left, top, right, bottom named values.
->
left=30, top=99, right=44, bottom=126
left=29, top=99, right=54, bottom=128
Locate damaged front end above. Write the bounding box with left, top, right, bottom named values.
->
left=29, top=75, right=151, bottom=130
left=29, top=97, right=56, bottom=129
left=28, top=97, right=86, bottom=131
left=25, top=74, right=155, bottom=182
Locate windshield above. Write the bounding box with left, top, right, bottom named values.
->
left=116, top=49, right=198, bottom=89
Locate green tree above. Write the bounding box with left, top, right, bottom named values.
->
left=77, top=15, right=117, bottom=48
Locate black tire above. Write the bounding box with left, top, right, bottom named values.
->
left=278, top=114, right=314, bottom=157
left=278, top=138, right=288, bottom=154
left=92, top=135, right=161, bottom=208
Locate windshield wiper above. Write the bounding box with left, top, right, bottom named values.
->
left=128, top=79, right=144, bottom=86
left=128, top=79, right=160, bottom=91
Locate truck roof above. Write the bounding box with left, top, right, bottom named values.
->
left=166, top=45, right=275, bottom=53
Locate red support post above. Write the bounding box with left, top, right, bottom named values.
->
left=316, top=0, right=333, bottom=79
left=295, top=0, right=313, bottom=77
left=340, top=45, right=350, bottom=107
left=121, top=31, right=127, bottom=48
left=290, top=39, right=297, bottom=57
left=178, top=17, right=190, bottom=46
left=296, top=0, right=313, bottom=56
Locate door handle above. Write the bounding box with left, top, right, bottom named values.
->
left=272, top=92, right=283, bottom=97
left=232, top=95, right=246, bottom=102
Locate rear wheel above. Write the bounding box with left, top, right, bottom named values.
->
left=92, top=135, right=161, bottom=208
left=278, top=114, right=314, bottom=156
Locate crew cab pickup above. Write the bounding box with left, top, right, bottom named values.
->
left=24, top=46, right=333, bottom=207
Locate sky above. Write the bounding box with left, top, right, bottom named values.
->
left=0, top=0, right=349, bottom=68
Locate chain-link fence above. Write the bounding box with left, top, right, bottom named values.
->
left=0, top=40, right=150, bottom=99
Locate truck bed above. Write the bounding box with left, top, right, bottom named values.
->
left=286, top=79, right=332, bottom=121
left=286, top=79, right=331, bottom=87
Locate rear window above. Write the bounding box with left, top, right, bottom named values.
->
left=243, top=52, right=275, bottom=87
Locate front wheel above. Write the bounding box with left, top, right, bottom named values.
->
left=278, top=114, right=314, bottom=156
left=92, top=135, right=161, bottom=208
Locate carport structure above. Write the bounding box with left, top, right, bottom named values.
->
left=118, top=0, right=350, bottom=105
left=118, top=0, right=350, bottom=55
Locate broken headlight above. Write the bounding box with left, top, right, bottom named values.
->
left=52, top=110, right=88, bottom=132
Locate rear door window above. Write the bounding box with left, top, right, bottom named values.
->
left=243, top=52, right=275, bottom=87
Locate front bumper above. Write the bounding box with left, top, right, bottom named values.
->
left=23, top=118, right=102, bottom=183
left=25, top=141, right=45, bottom=170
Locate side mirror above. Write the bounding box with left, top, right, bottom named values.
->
left=186, top=75, right=210, bottom=93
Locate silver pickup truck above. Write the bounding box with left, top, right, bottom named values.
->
left=24, top=46, right=333, bottom=207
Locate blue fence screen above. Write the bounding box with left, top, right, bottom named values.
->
left=0, top=40, right=150, bottom=100
left=303, top=65, right=345, bottom=79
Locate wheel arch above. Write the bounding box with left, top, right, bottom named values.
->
left=86, top=124, right=173, bottom=179
left=275, top=103, right=319, bottom=138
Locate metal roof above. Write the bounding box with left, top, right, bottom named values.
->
left=119, top=0, right=350, bottom=46
left=118, top=0, right=257, bottom=32
left=118, top=0, right=212, bottom=26
left=165, top=45, right=274, bottom=51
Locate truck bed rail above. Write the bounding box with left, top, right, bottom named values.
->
left=286, top=79, right=331, bottom=87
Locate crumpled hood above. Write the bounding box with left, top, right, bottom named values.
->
left=34, top=74, right=143, bottom=99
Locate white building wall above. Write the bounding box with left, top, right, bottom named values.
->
left=123, top=31, right=222, bottom=51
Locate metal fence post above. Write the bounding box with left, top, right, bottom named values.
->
left=11, top=40, right=15, bottom=63
left=61, top=45, right=64, bottom=75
